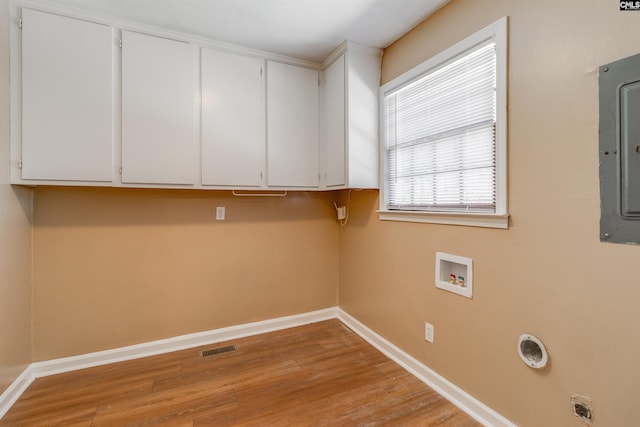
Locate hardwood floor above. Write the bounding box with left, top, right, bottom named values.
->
left=1, top=319, right=481, bottom=426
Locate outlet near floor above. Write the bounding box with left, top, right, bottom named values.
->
left=571, top=395, right=593, bottom=425
left=425, top=322, right=434, bottom=343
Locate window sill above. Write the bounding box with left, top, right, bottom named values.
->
left=377, top=210, right=509, bottom=229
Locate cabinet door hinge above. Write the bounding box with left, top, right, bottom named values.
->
left=260, top=67, right=263, bottom=77
left=119, top=39, right=122, bottom=49
left=118, top=165, right=122, bottom=174
left=18, top=17, right=22, bottom=29
left=18, top=159, right=22, bottom=169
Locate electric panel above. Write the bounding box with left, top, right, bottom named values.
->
left=599, top=53, right=640, bottom=244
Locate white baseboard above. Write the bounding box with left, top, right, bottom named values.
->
left=1, top=306, right=514, bottom=426
left=0, top=366, right=35, bottom=419
left=30, top=307, right=338, bottom=378
left=337, top=308, right=516, bottom=427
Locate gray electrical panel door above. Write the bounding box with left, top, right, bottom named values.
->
left=599, top=53, right=640, bottom=244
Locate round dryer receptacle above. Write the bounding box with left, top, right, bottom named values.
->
left=517, top=334, right=548, bottom=369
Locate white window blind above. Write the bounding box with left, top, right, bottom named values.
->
left=384, top=40, right=497, bottom=213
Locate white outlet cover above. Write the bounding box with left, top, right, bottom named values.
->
left=425, top=322, right=434, bottom=343
left=216, top=206, right=225, bottom=220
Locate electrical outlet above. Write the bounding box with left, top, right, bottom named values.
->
left=425, top=322, right=434, bottom=343
left=216, top=206, right=225, bottom=220
left=337, top=206, right=346, bottom=220
left=571, top=395, right=593, bottom=425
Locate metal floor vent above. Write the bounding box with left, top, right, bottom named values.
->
left=201, top=345, right=236, bottom=358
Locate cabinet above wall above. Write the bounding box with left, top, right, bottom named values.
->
left=201, top=49, right=265, bottom=188
left=10, top=7, right=381, bottom=191
left=323, top=43, right=382, bottom=189
left=121, top=30, right=199, bottom=186
left=19, top=8, right=113, bottom=183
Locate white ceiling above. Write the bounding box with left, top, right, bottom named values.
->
left=43, top=0, right=449, bottom=63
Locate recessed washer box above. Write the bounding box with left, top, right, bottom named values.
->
left=435, top=252, right=473, bottom=298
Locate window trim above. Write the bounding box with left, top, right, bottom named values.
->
left=378, top=17, right=508, bottom=229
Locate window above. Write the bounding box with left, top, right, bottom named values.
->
left=379, top=18, right=508, bottom=229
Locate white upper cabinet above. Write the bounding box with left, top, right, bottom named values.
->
left=201, top=49, right=265, bottom=187
left=323, top=45, right=381, bottom=189
left=14, top=10, right=380, bottom=191
left=21, top=9, right=113, bottom=182
left=121, top=31, right=197, bottom=185
left=267, top=61, right=319, bottom=187
left=324, top=54, right=346, bottom=187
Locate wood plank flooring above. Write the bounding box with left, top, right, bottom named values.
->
left=0, top=319, right=481, bottom=426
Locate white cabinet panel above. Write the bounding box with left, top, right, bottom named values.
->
left=267, top=61, right=319, bottom=187
left=322, top=46, right=380, bottom=189
left=346, top=48, right=380, bottom=188
left=324, top=55, right=346, bottom=187
left=21, top=9, right=113, bottom=182
left=201, top=49, right=265, bottom=186
left=121, top=31, right=197, bottom=185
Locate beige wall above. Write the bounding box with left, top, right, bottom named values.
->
left=11, top=1, right=640, bottom=425
left=0, top=0, right=33, bottom=394
left=32, top=187, right=339, bottom=360
left=339, top=1, right=640, bottom=426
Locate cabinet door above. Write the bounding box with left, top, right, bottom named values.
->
left=267, top=61, right=319, bottom=187
left=121, top=31, right=197, bottom=185
left=201, top=49, right=265, bottom=186
left=21, top=9, right=113, bottom=182
left=324, top=54, right=346, bottom=187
